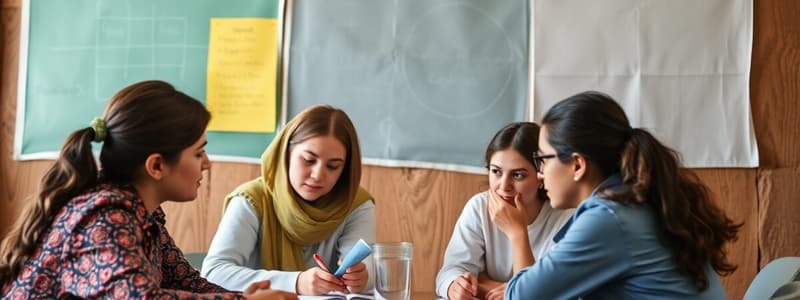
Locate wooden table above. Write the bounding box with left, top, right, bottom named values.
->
left=410, top=292, right=439, bottom=300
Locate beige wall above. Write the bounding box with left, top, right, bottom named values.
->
left=2, top=0, right=798, bottom=299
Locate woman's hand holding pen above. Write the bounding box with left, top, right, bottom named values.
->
left=297, top=253, right=367, bottom=294
left=339, top=261, right=368, bottom=293
left=296, top=267, right=348, bottom=295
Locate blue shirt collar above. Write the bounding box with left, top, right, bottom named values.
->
left=552, top=173, right=623, bottom=243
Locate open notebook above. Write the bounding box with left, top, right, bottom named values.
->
left=298, top=292, right=373, bottom=300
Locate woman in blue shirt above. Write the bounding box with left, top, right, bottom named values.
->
left=503, top=91, right=741, bottom=299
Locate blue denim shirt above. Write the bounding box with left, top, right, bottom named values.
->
left=505, top=175, right=727, bottom=300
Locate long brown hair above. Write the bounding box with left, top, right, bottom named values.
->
left=541, top=91, right=741, bottom=290
left=287, top=104, right=362, bottom=201
left=0, top=80, right=210, bottom=285
left=484, top=122, right=547, bottom=201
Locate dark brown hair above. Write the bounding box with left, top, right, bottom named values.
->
left=287, top=105, right=361, bottom=201
left=0, top=80, right=210, bottom=285
left=541, top=91, right=741, bottom=291
left=484, top=122, right=547, bottom=201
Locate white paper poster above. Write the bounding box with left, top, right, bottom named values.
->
left=532, top=0, right=757, bottom=167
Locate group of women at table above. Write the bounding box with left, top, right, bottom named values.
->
left=0, top=80, right=740, bottom=299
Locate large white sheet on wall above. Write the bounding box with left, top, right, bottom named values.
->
left=532, top=0, right=758, bottom=167
left=287, top=0, right=528, bottom=173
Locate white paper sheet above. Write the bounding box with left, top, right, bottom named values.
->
left=532, top=0, right=758, bottom=167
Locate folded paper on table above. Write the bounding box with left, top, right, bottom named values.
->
left=333, top=239, right=372, bottom=277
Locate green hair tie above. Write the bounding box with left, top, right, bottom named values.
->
left=90, top=117, right=106, bottom=142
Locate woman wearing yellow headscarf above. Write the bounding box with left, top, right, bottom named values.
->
left=202, top=105, right=375, bottom=296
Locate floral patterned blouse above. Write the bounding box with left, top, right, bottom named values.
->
left=2, top=184, right=243, bottom=299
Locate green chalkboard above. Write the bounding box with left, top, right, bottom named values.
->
left=16, top=0, right=280, bottom=162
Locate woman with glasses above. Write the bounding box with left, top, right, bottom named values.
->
left=505, top=91, right=740, bottom=299
left=436, top=122, right=573, bottom=300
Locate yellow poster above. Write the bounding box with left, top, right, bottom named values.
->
left=207, top=18, right=277, bottom=133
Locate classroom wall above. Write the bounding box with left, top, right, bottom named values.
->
left=1, top=0, right=797, bottom=299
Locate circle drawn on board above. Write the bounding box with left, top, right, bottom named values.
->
left=401, top=3, right=517, bottom=119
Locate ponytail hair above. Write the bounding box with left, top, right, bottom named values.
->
left=0, top=127, right=98, bottom=284
left=0, top=80, right=209, bottom=286
left=605, top=128, right=741, bottom=290
left=541, top=91, right=741, bottom=291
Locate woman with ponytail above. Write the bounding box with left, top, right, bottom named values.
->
left=0, top=80, right=296, bottom=300
left=504, top=91, right=741, bottom=299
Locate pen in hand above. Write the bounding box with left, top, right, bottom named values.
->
left=313, top=253, right=331, bottom=273
left=313, top=253, right=347, bottom=291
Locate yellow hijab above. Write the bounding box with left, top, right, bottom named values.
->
left=223, top=107, right=372, bottom=271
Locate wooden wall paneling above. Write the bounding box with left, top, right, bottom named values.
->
left=1, top=0, right=20, bottom=9
left=751, top=0, right=800, bottom=168
left=203, top=162, right=261, bottom=248
left=362, top=165, right=485, bottom=293
left=0, top=3, right=53, bottom=237
left=0, top=1, right=56, bottom=236
left=695, top=169, right=758, bottom=300
left=160, top=173, right=213, bottom=252
left=0, top=4, right=10, bottom=237
left=0, top=160, right=51, bottom=233
left=0, top=1, right=17, bottom=237
left=162, top=162, right=261, bottom=252
left=757, top=168, right=800, bottom=267
left=0, top=0, right=50, bottom=238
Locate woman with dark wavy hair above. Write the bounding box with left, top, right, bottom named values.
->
left=0, top=80, right=295, bottom=300
left=505, top=91, right=740, bottom=299
left=436, top=122, right=572, bottom=300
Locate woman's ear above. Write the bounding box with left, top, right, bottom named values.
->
left=571, top=153, right=588, bottom=182
left=143, top=153, right=166, bottom=180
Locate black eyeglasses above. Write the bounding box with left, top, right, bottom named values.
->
left=532, top=153, right=557, bottom=173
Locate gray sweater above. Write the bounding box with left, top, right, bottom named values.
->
left=202, top=196, right=376, bottom=292
left=435, top=192, right=573, bottom=298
